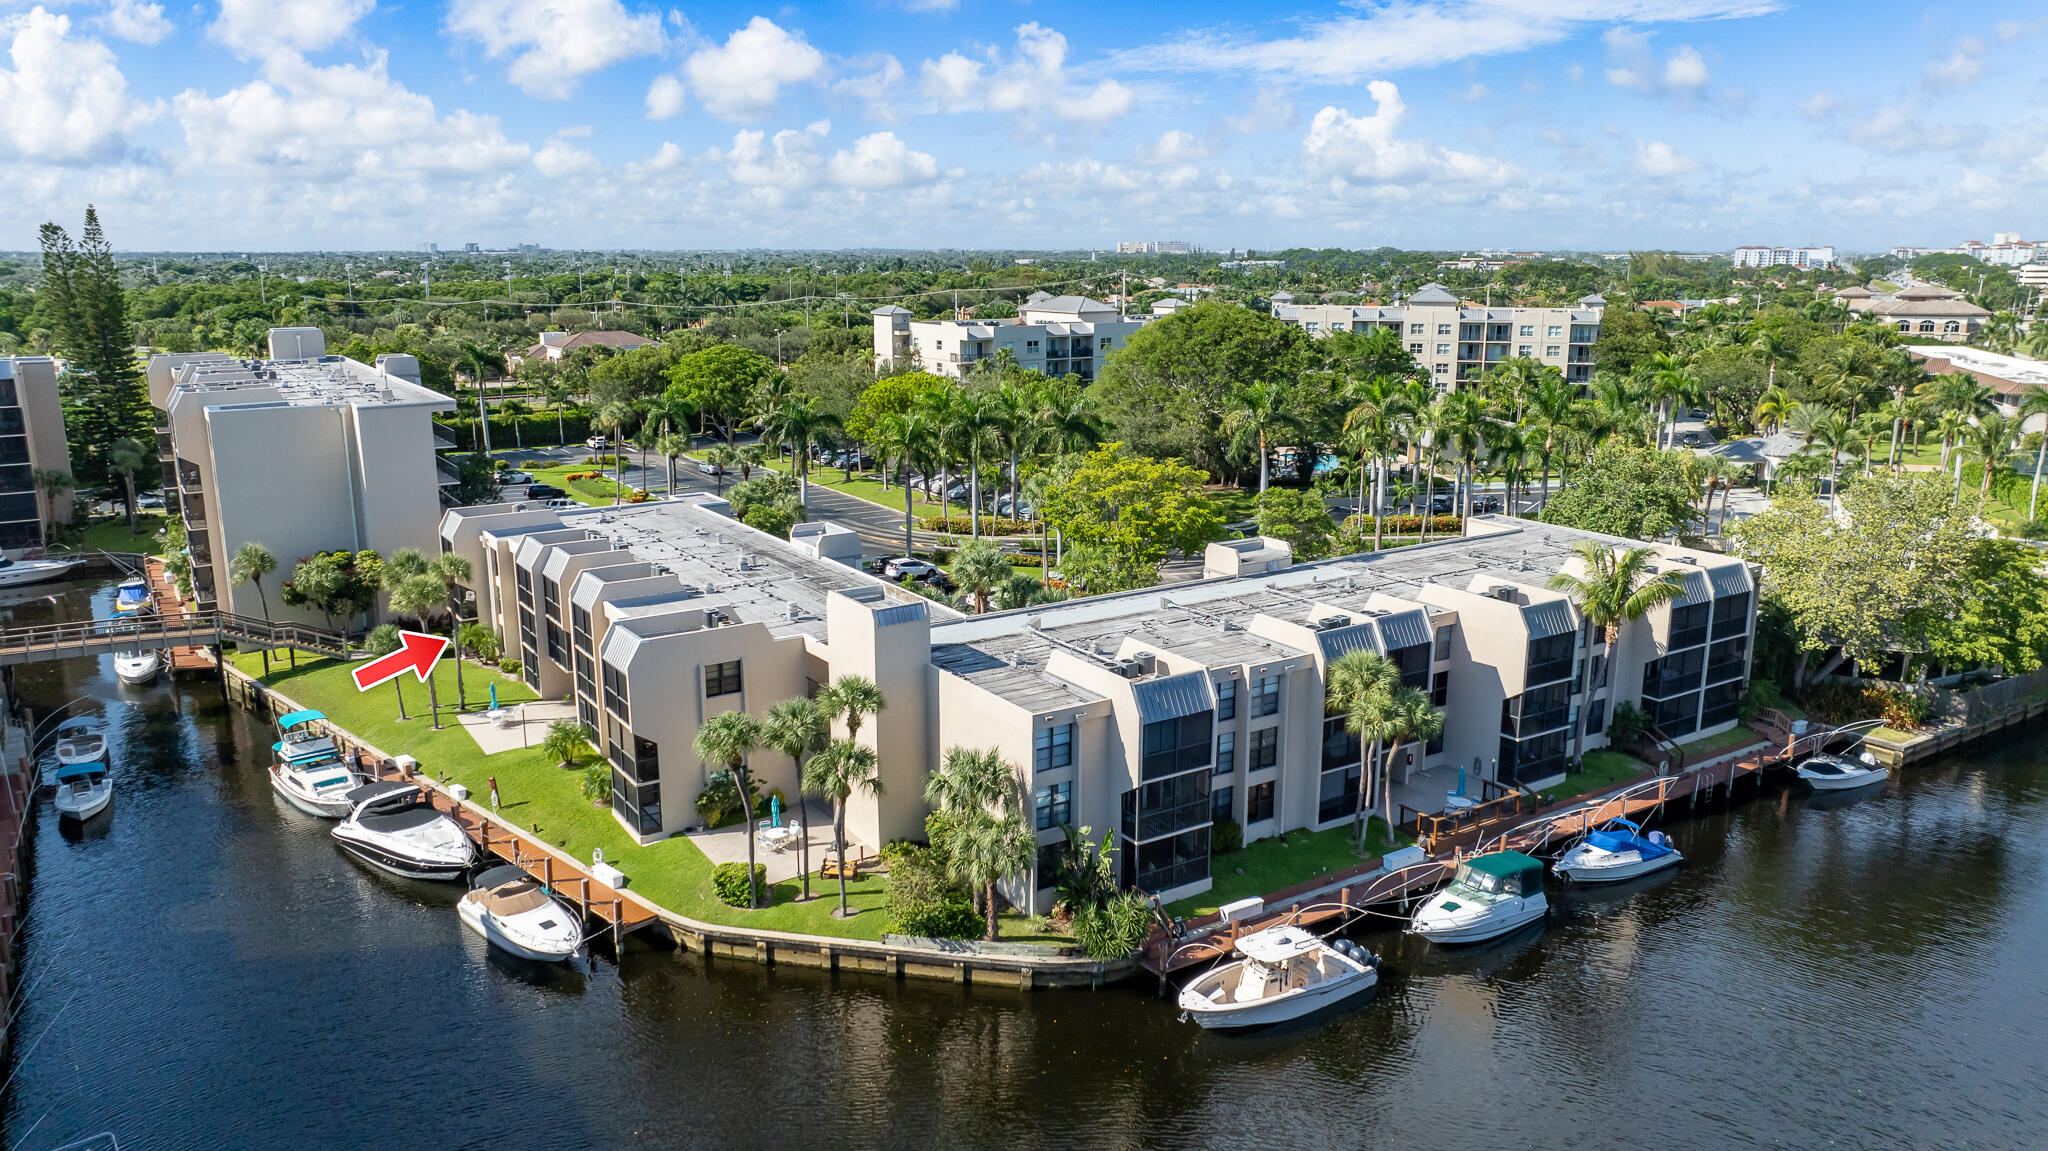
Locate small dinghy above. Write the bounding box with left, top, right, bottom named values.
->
left=1553, top=818, right=1683, bottom=884
left=1177, top=925, right=1379, bottom=1029
left=1796, top=750, right=1888, bottom=792
left=113, top=649, right=160, bottom=685
left=1410, top=851, right=1548, bottom=944
left=52, top=761, right=111, bottom=821
left=331, top=781, right=474, bottom=880
left=52, top=718, right=106, bottom=767
left=459, top=865, right=585, bottom=962
left=111, top=577, right=152, bottom=616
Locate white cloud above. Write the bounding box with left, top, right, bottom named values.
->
left=211, top=0, right=372, bottom=58
left=1114, top=0, right=1777, bottom=82
left=1300, top=81, right=1516, bottom=194
left=534, top=129, right=599, bottom=178
left=1604, top=29, right=1709, bottom=96
left=645, top=73, right=685, bottom=120
left=96, top=0, right=171, bottom=44
left=1798, top=90, right=1839, bottom=119
left=447, top=0, right=663, bottom=100
left=1137, top=128, right=1211, bottom=164
left=1662, top=45, right=1709, bottom=90
left=1923, top=37, right=1983, bottom=92
left=1450, top=82, right=1490, bottom=102
left=684, top=17, right=827, bottom=121
left=826, top=131, right=939, bottom=188
left=0, top=7, right=156, bottom=162
left=625, top=140, right=688, bottom=175
left=831, top=54, right=905, bottom=121
left=716, top=121, right=828, bottom=190
left=1223, top=86, right=1296, bottom=133
left=1633, top=138, right=1695, bottom=177
left=919, top=23, right=1133, bottom=125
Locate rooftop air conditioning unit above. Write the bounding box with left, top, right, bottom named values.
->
left=1492, top=584, right=1517, bottom=601
left=1133, top=651, right=1157, bottom=674
left=1672, top=556, right=1697, bottom=565
left=1112, top=658, right=1145, bottom=679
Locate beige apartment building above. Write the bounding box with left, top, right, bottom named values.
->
left=872, top=294, right=1172, bottom=382
left=0, top=357, right=76, bottom=550
left=1272, top=283, right=1606, bottom=387
left=147, top=328, right=457, bottom=617
left=443, top=496, right=1754, bottom=912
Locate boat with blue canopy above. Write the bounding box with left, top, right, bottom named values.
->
left=53, top=760, right=111, bottom=821
left=274, top=710, right=337, bottom=766
left=112, top=577, right=152, bottom=616
left=1553, top=818, right=1684, bottom=884
left=269, top=709, right=360, bottom=817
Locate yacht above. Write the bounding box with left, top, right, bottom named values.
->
left=273, top=710, right=338, bottom=768
left=113, top=649, right=160, bottom=685
left=51, top=718, right=106, bottom=767
left=1796, top=750, right=1888, bottom=792
left=1177, top=925, right=1380, bottom=1029
left=268, top=753, right=364, bottom=819
left=458, top=864, right=585, bottom=962
left=331, top=781, right=474, bottom=880
left=52, top=761, right=111, bottom=821
left=111, top=577, right=152, bottom=616
left=0, top=554, right=82, bottom=588
left=1553, top=819, right=1684, bottom=884
left=1409, top=851, right=1548, bottom=944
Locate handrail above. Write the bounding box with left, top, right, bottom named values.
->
left=0, top=609, right=352, bottom=662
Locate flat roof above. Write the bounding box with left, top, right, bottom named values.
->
left=165, top=352, right=453, bottom=410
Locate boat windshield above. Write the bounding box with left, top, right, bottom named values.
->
left=1450, top=864, right=1509, bottom=901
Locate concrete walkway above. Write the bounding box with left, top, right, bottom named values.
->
left=685, top=798, right=838, bottom=883
left=455, top=698, right=578, bottom=756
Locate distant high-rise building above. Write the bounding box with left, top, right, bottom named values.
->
left=464, top=242, right=480, bottom=253
left=1732, top=245, right=1835, bottom=269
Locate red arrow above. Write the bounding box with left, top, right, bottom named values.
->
left=352, top=630, right=450, bottom=692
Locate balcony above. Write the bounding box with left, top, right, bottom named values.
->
left=181, top=499, right=208, bottom=531
left=176, top=462, right=204, bottom=493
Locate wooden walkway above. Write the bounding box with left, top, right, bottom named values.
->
left=144, top=558, right=212, bottom=674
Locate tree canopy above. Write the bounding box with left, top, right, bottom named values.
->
left=1093, top=301, right=1312, bottom=474
left=1540, top=441, right=1700, bottom=540
left=1038, top=443, right=1222, bottom=593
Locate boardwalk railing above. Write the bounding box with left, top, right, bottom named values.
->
left=0, top=610, right=351, bottom=666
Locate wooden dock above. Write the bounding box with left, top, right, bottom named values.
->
left=143, top=558, right=212, bottom=675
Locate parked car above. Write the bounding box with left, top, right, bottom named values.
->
left=1429, top=494, right=1455, bottom=514
left=916, top=570, right=956, bottom=593
left=993, top=495, right=1036, bottom=519
left=136, top=492, right=166, bottom=509
left=524, top=484, right=565, bottom=500
left=696, top=459, right=725, bottom=476
left=498, top=470, right=534, bottom=485
left=1472, top=495, right=1503, bottom=514
left=585, top=435, right=611, bottom=450
left=541, top=497, right=576, bottom=509
left=883, top=557, right=938, bottom=580
left=1680, top=431, right=1703, bottom=447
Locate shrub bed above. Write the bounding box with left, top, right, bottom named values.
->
left=712, top=862, right=768, bottom=907
left=1338, top=514, right=1462, bottom=534
left=918, top=515, right=1037, bottom=536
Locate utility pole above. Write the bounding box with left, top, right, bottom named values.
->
left=421, top=261, right=431, bottom=303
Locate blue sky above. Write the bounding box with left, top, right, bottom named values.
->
left=0, top=0, right=2041, bottom=251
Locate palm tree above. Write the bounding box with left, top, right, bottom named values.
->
left=703, top=444, right=739, bottom=495
left=1342, top=373, right=1411, bottom=547
left=33, top=469, right=71, bottom=542
left=695, top=711, right=767, bottom=909
left=952, top=809, right=1035, bottom=941
left=656, top=432, right=688, bottom=496
left=364, top=623, right=407, bottom=719
left=430, top=553, right=473, bottom=711
left=1325, top=649, right=1398, bottom=847
left=1221, top=380, right=1296, bottom=492
left=1696, top=455, right=1738, bottom=535
left=802, top=738, right=881, bottom=919
left=596, top=400, right=635, bottom=503
left=949, top=390, right=1002, bottom=540
left=497, top=397, right=529, bottom=449
left=387, top=573, right=449, bottom=727
left=541, top=719, right=595, bottom=769
left=1750, top=328, right=1795, bottom=391
left=762, top=697, right=828, bottom=901
left=1752, top=384, right=1795, bottom=436
left=2018, top=386, right=2048, bottom=519
left=1933, top=409, right=1970, bottom=470
left=1967, top=413, right=2017, bottom=495
left=107, top=437, right=148, bottom=536
left=1876, top=394, right=1918, bottom=472
left=1373, top=686, right=1443, bottom=836
left=230, top=541, right=277, bottom=673
left=1807, top=412, right=1863, bottom=506
left=1524, top=376, right=1578, bottom=517
left=1644, top=353, right=1697, bottom=450
left=763, top=396, right=841, bottom=509
left=951, top=539, right=1012, bottom=613
left=1546, top=542, right=1689, bottom=762
left=820, top=674, right=887, bottom=743
left=924, top=745, right=1022, bottom=927
left=1435, top=389, right=1493, bottom=520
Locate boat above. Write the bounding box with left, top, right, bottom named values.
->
left=1177, top=925, right=1379, bottom=1029
left=331, top=781, right=475, bottom=880
left=51, top=718, right=106, bottom=767
left=113, top=649, right=159, bottom=685
left=268, top=755, right=364, bottom=819
left=111, top=577, right=152, bottom=616
left=1796, top=750, right=1888, bottom=792
left=273, top=710, right=338, bottom=768
left=458, top=864, right=585, bottom=962
left=52, top=761, right=111, bottom=821
left=1553, top=818, right=1684, bottom=884
left=1409, top=851, right=1549, bottom=944
left=0, top=554, right=83, bottom=588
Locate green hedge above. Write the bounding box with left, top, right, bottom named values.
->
left=918, top=515, right=1037, bottom=535
left=1339, top=514, right=1463, bottom=534
left=437, top=410, right=593, bottom=450
left=712, top=862, right=768, bottom=907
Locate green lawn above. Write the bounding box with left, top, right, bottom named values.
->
left=62, top=513, right=169, bottom=555
left=1541, top=750, right=1652, bottom=804
left=1166, top=822, right=1402, bottom=919
left=1677, top=725, right=1768, bottom=758
left=525, top=464, right=633, bottom=507
left=688, top=451, right=977, bottom=523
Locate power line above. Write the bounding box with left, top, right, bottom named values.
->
left=288, top=275, right=1105, bottom=317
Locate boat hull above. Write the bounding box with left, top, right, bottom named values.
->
left=1799, top=767, right=1888, bottom=792
left=114, top=654, right=159, bottom=685
left=458, top=892, right=582, bottom=962
left=1410, top=897, right=1547, bottom=944
left=0, top=561, right=81, bottom=588
left=54, top=784, right=111, bottom=822
left=332, top=830, right=472, bottom=881
left=269, top=766, right=355, bottom=818
left=1554, top=848, right=1684, bottom=884
left=1180, top=966, right=1377, bottom=1029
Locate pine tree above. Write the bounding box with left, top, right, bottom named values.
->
left=40, top=207, right=148, bottom=489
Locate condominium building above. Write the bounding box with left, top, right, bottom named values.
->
left=0, top=357, right=75, bottom=550
left=871, top=295, right=1169, bottom=381
left=148, top=328, right=457, bottom=617
left=1273, top=283, right=1606, bottom=386
left=1733, top=245, right=1835, bottom=269
left=442, top=499, right=1755, bottom=910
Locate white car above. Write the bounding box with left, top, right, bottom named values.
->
left=697, top=459, right=725, bottom=476
left=498, top=470, right=534, bottom=485
left=585, top=435, right=611, bottom=450
left=883, top=557, right=938, bottom=580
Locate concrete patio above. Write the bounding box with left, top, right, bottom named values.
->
left=454, top=699, right=579, bottom=756
left=685, top=797, right=838, bottom=884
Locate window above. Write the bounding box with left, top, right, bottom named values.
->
left=704, top=660, right=743, bottom=697
left=1436, top=343, right=1452, bottom=356
left=1033, top=781, right=1072, bottom=831
left=1519, top=324, right=1534, bottom=337
left=541, top=576, right=559, bottom=619
left=1518, top=345, right=1533, bottom=357
left=1409, top=342, right=1424, bottom=354
left=1247, top=781, right=1275, bottom=823
left=545, top=620, right=567, bottom=666
left=1141, top=711, right=1214, bottom=780
left=1434, top=625, right=1453, bottom=661
left=1713, top=591, right=1751, bottom=639
left=1251, top=675, right=1280, bottom=717
left=1435, top=363, right=1449, bottom=374
left=1585, top=698, right=1606, bottom=735
left=633, top=735, right=660, bottom=782
left=1318, top=761, right=1362, bottom=823
left=1431, top=670, right=1449, bottom=707
left=1035, top=840, right=1067, bottom=888
left=1643, top=647, right=1705, bottom=699
left=1321, top=715, right=1360, bottom=772
left=1212, top=785, right=1234, bottom=823
left=1437, top=323, right=1452, bottom=335
left=1304, top=322, right=1319, bottom=333
left=1034, top=723, right=1073, bottom=773
left=1546, top=345, right=1561, bottom=357
left=1249, top=727, right=1279, bottom=771
left=1525, top=632, right=1574, bottom=686
left=1409, top=322, right=1424, bottom=334
left=1919, top=320, right=1936, bottom=333
left=1502, top=681, right=1571, bottom=737
left=602, top=662, right=629, bottom=720
left=1648, top=692, right=1700, bottom=737
left=1215, top=731, right=1236, bottom=775
left=1122, top=771, right=1211, bottom=841
left=1669, top=602, right=1710, bottom=649
left=1125, top=827, right=1210, bottom=892
left=1216, top=679, right=1237, bottom=721
left=1547, top=324, right=1562, bottom=338
left=1701, top=680, right=1744, bottom=727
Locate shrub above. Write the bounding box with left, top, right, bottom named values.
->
left=1738, top=678, right=1787, bottom=722
left=918, top=515, right=1036, bottom=536
left=712, top=862, right=768, bottom=908
left=931, top=546, right=954, bottom=565
left=883, top=844, right=980, bottom=938
left=1867, top=684, right=1932, bottom=731
left=1607, top=701, right=1650, bottom=747
left=1211, top=817, right=1243, bottom=855
left=1338, top=514, right=1463, bottom=535
left=498, top=657, right=522, bottom=675
left=579, top=765, right=611, bottom=804
left=1005, top=552, right=1044, bottom=568
left=1073, top=890, right=1154, bottom=960
left=694, top=769, right=763, bottom=829
left=1802, top=680, right=1878, bottom=724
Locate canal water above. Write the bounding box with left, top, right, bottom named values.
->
left=4, top=579, right=2047, bottom=1149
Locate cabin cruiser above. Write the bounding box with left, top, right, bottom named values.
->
left=0, top=554, right=82, bottom=588
left=1177, top=926, right=1379, bottom=1029
left=51, top=718, right=106, bottom=767
left=111, top=577, right=152, bottom=616
left=268, top=752, right=364, bottom=819
left=113, top=649, right=159, bottom=685
left=1409, top=851, right=1549, bottom=944
left=52, top=761, right=111, bottom=821
left=331, top=781, right=474, bottom=880
left=1796, top=750, right=1888, bottom=792
left=1553, top=819, right=1684, bottom=884
left=273, top=710, right=338, bottom=768
left=458, top=865, right=585, bottom=962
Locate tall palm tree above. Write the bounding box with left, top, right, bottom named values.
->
left=924, top=745, right=1024, bottom=931
left=2017, top=386, right=2048, bottom=520
left=949, top=390, right=1002, bottom=539
left=952, top=809, right=1035, bottom=941
left=821, top=674, right=887, bottom=743
left=1546, top=542, right=1689, bottom=762
left=1342, top=373, right=1410, bottom=547
left=230, top=541, right=276, bottom=673
left=1750, top=328, right=1795, bottom=392
left=1325, top=649, right=1397, bottom=847
left=1373, top=686, right=1443, bottom=837
left=802, top=738, right=881, bottom=919
left=694, top=711, right=767, bottom=908
left=703, top=444, right=739, bottom=495
left=951, top=539, right=1012, bottom=614
left=596, top=399, right=635, bottom=504
left=33, top=469, right=72, bottom=542
left=1751, top=384, right=1795, bottom=436
left=430, top=553, right=473, bottom=710
left=1523, top=376, right=1578, bottom=517
left=1807, top=412, right=1864, bottom=507
left=387, top=573, right=448, bottom=727
left=1967, top=413, right=2017, bottom=496
left=1875, top=394, right=1918, bottom=472
left=1644, top=352, right=1697, bottom=450
left=1435, top=389, right=1493, bottom=520
left=107, top=438, right=148, bottom=536
left=1222, top=380, right=1296, bottom=492
left=762, top=697, right=828, bottom=901
left=763, top=396, right=841, bottom=509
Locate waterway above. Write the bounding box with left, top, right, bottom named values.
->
left=3, top=578, right=2048, bottom=1149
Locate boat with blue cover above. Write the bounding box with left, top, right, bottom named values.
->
left=112, top=577, right=152, bottom=616
left=53, top=760, right=111, bottom=821
left=268, top=710, right=362, bottom=818
left=1553, top=818, right=1684, bottom=883
left=1409, top=851, right=1548, bottom=944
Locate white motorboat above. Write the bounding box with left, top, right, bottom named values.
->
left=113, top=649, right=159, bottom=685
left=269, top=756, right=364, bottom=819
left=1553, top=819, right=1684, bottom=884
left=273, top=709, right=338, bottom=768
left=458, top=864, right=585, bottom=962
left=0, top=554, right=82, bottom=588
left=111, top=577, right=152, bottom=616
left=51, top=718, right=106, bottom=767
left=1409, top=851, right=1549, bottom=944
left=331, top=781, right=474, bottom=881
left=52, top=761, right=111, bottom=821
left=1177, top=925, right=1379, bottom=1029
left=1796, top=750, right=1888, bottom=792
